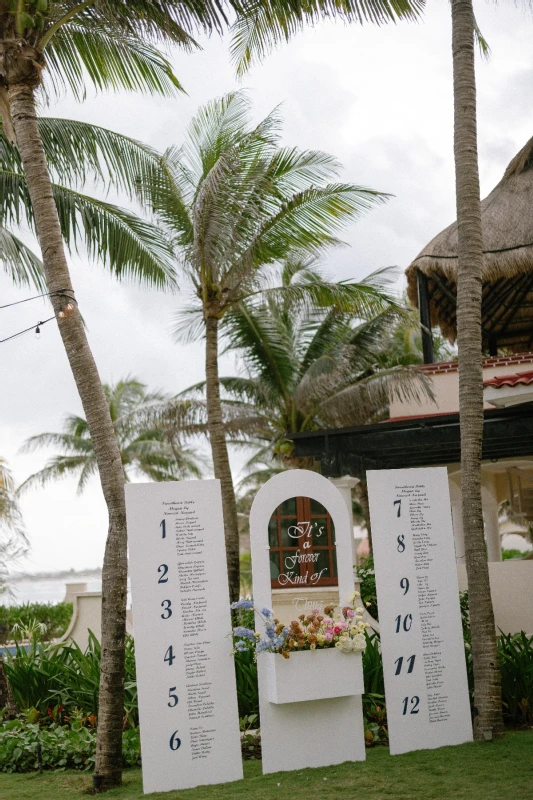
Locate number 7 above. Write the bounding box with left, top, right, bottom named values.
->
left=394, top=499, right=401, bottom=517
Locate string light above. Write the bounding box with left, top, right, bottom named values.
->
left=0, top=316, right=55, bottom=344
left=0, top=289, right=78, bottom=344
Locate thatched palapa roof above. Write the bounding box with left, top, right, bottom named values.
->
left=406, top=137, right=533, bottom=353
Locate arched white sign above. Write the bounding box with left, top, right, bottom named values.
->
left=250, top=470, right=366, bottom=774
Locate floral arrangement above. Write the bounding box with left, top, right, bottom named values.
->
left=230, top=592, right=368, bottom=659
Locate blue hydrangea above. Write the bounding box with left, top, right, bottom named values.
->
left=234, top=640, right=249, bottom=652
left=261, top=608, right=273, bottom=618
left=233, top=626, right=256, bottom=639
left=230, top=599, right=254, bottom=610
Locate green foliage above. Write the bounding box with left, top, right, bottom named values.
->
left=498, top=631, right=533, bottom=726
left=358, top=556, right=378, bottom=621
left=19, top=378, right=203, bottom=495
left=502, top=548, right=527, bottom=561
left=0, top=719, right=141, bottom=773
left=0, top=602, right=72, bottom=644
left=4, top=629, right=138, bottom=727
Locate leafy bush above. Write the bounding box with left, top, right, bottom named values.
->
left=502, top=548, right=527, bottom=561
left=0, top=718, right=141, bottom=773
left=0, top=602, right=72, bottom=644
left=498, top=631, right=533, bottom=726
left=357, top=556, right=378, bottom=621
left=4, top=628, right=138, bottom=727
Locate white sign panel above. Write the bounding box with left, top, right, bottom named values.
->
left=250, top=470, right=366, bottom=775
left=367, top=467, right=472, bottom=755
left=126, top=479, right=243, bottom=794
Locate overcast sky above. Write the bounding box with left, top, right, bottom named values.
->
left=1, top=1, right=532, bottom=575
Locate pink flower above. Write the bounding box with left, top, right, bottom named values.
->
left=323, top=617, right=333, bottom=626
left=346, top=609, right=355, bottom=619
left=325, top=631, right=333, bottom=641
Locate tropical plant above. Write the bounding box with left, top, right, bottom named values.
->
left=450, top=0, right=504, bottom=737
left=137, top=91, right=402, bottom=603
left=18, top=378, right=202, bottom=494
left=0, top=458, right=26, bottom=590
left=0, top=601, right=72, bottom=644
left=181, top=261, right=433, bottom=477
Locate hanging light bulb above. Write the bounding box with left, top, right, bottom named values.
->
left=58, top=309, right=65, bottom=319
left=65, top=302, right=74, bottom=313
left=35, top=325, right=41, bottom=339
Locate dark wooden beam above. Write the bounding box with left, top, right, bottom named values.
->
left=417, top=269, right=434, bottom=364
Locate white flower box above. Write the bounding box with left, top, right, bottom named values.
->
left=264, top=648, right=364, bottom=704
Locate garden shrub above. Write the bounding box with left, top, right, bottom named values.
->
left=357, top=556, right=378, bottom=621
left=0, top=602, right=72, bottom=644
left=4, top=628, right=138, bottom=726
left=0, top=718, right=141, bottom=773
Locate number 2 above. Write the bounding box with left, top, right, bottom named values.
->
left=158, top=564, right=169, bottom=583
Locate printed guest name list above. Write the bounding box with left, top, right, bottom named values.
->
left=126, top=479, right=242, bottom=794
left=367, top=467, right=472, bottom=755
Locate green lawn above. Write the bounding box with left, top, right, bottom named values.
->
left=2, top=731, right=533, bottom=800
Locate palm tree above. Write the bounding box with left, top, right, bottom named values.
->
left=450, top=0, right=503, bottom=737
left=141, top=91, right=404, bottom=602
left=18, top=378, right=203, bottom=494
left=0, top=457, right=27, bottom=592
left=0, top=457, right=26, bottom=719
left=182, top=260, right=434, bottom=471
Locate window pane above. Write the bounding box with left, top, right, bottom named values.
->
left=310, top=498, right=327, bottom=515
left=279, top=497, right=297, bottom=516
left=311, top=517, right=329, bottom=545
left=281, top=550, right=303, bottom=581
left=311, top=550, right=332, bottom=582
left=270, top=551, right=280, bottom=579
left=281, top=518, right=303, bottom=547
left=268, top=518, right=279, bottom=548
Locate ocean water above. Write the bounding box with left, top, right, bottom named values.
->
left=1, top=572, right=102, bottom=606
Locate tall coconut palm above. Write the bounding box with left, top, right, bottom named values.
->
left=142, top=91, right=402, bottom=603
left=182, top=261, right=434, bottom=470
left=450, top=0, right=503, bottom=737
left=18, top=378, right=203, bottom=493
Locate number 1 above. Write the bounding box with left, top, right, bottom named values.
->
left=160, top=519, right=166, bottom=539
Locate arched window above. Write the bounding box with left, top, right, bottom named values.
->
left=269, top=496, right=338, bottom=588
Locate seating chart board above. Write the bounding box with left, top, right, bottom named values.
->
left=126, top=479, right=243, bottom=794
left=367, top=467, right=473, bottom=755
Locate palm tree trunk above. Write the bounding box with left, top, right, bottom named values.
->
left=8, top=83, right=128, bottom=786
left=205, top=315, right=240, bottom=602
left=450, top=0, right=504, bottom=738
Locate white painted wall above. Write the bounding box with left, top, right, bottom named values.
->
left=457, top=561, right=533, bottom=634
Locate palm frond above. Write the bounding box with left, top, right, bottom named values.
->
left=230, top=0, right=425, bottom=77
left=0, top=226, right=45, bottom=291
left=0, top=170, right=176, bottom=288
left=315, top=366, right=435, bottom=427
left=17, top=456, right=91, bottom=496
left=44, top=16, right=190, bottom=99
